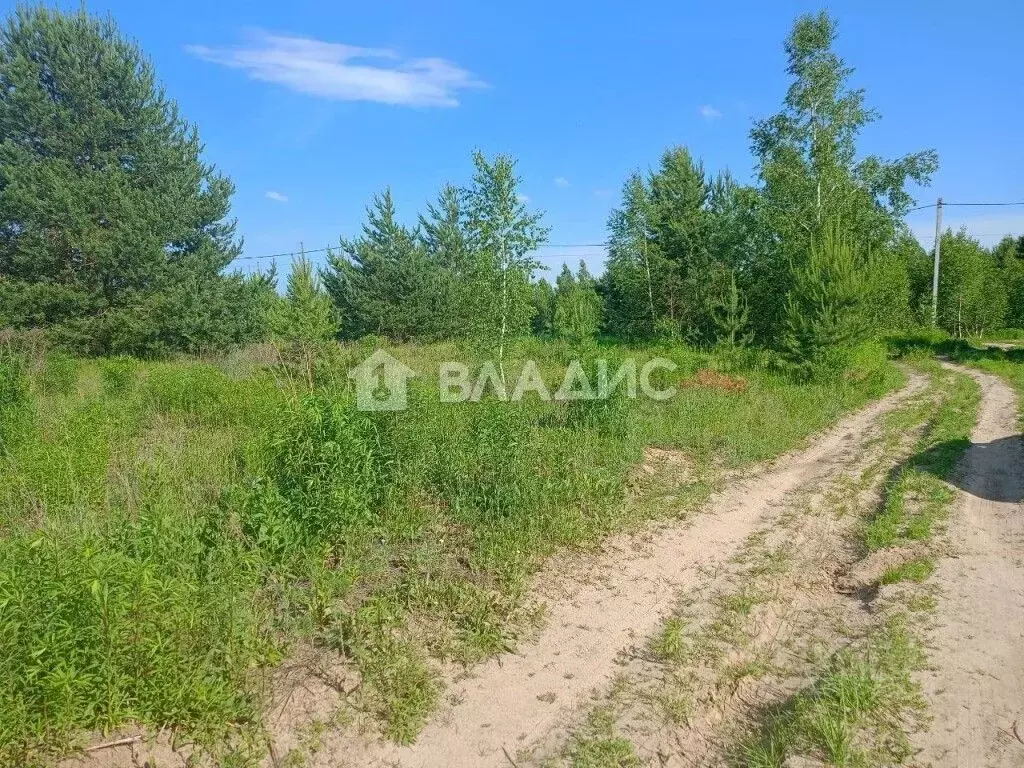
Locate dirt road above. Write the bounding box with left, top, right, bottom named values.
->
left=331, top=376, right=927, bottom=768
left=914, top=365, right=1024, bottom=767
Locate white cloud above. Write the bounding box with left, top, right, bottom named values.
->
left=187, top=31, right=485, bottom=108
left=517, top=193, right=531, bottom=204
left=593, top=188, right=612, bottom=199
left=553, top=176, right=570, bottom=188
left=265, top=190, right=289, bottom=203
left=698, top=104, right=723, bottom=120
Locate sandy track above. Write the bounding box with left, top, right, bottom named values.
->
left=339, top=376, right=927, bottom=768
left=915, top=365, right=1024, bottom=768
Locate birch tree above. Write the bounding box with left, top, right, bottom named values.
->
left=464, top=151, right=549, bottom=380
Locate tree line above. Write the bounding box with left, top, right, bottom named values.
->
left=1, top=6, right=1020, bottom=373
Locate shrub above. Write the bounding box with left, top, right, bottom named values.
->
left=100, top=356, right=139, bottom=396
left=239, top=392, right=384, bottom=554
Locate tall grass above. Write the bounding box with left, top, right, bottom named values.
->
left=0, top=338, right=903, bottom=762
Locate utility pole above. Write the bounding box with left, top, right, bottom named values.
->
left=931, top=197, right=943, bottom=326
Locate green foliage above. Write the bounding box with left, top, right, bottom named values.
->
left=0, top=348, right=28, bottom=417
left=39, top=352, right=78, bottom=396
left=0, top=508, right=272, bottom=764
left=531, top=278, right=557, bottom=336
left=322, top=190, right=438, bottom=341
left=603, top=152, right=751, bottom=342
left=748, top=11, right=937, bottom=341
left=554, top=262, right=603, bottom=343
left=935, top=230, right=1008, bottom=337
left=0, top=6, right=259, bottom=356
left=463, top=151, right=550, bottom=374
left=865, top=365, right=979, bottom=551
left=0, top=339, right=903, bottom=758
left=239, top=392, right=384, bottom=555
left=99, top=356, right=139, bottom=396
left=271, top=254, right=340, bottom=385
left=781, top=226, right=874, bottom=379
left=740, top=620, right=925, bottom=768
left=711, top=269, right=753, bottom=348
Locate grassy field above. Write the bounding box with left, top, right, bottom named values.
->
left=0, top=338, right=903, bottom=764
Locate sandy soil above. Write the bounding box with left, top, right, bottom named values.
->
left=913, top=365, right=1024, bottom=767
left=314, top=375, right=928, bottom=768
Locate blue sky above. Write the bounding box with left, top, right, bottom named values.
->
left=10, top=1, right=1024, bottom=275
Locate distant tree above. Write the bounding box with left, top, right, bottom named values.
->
left=936, top=230, right=1007, bottom=337
left=994, top=236, right=1024, bottom=329
left=0, top=6, right=249, bottom=355
left=463, top=151, right=549, bottom=380
left=530, top=278, right=556, bottom=336
left=322, top=190, right=438, bottom=341
left=604, top=173, right=659, bottom=339
left=554, top=262, right=602, bottom=343
left=749, top=11, right=937, bottom=342
left=711, top=270, right=752, bottom=348
left=418, top=184, right=477, bottom=337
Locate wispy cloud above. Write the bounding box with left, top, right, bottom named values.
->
left=265, top=190, right=289, bottom=203
left=553, top=176, right=570, bottom=188
left=517, top=193, right=531, bottom=204
left=698, top=104, right=723, bottom=120
left=187, top=31, right=485, bottom=107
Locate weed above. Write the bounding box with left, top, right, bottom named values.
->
left=39, top=352, right=78, bottom=395
left=879, top=558, right=935, bottom=585
left=570, top=708, right=641, bottom=768
left=99, top=356, right=139, bottom=396
left=651, top=617, right=688, bottom=664
left=0, top=339, right=907, bottom=758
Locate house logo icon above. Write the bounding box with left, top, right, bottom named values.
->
left=348, top=349, right=417, bottom=411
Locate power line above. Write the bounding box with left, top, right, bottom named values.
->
left=907, top=201, right=1024, bottom=212
left=232, top=241, right=610, bottom=263
left=231, top=200, right=1024, bottom=263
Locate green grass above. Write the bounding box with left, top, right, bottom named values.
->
left=864, top=365, right=980, bottom=552
left=738, top=616, right=925, bottom=768
left=0, top=337, right=904, bottom=764
left=879, top=558, right=935, bottom=585
left=569, top=708, right=642, bottom=768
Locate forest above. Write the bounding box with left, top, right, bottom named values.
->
left=0, top=7, right=1020, bottom=371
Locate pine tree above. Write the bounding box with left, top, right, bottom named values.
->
left=271, top=254, right=339, bottom=385
left=0, top=6, right=247, bottom=355
left=418, top=184, right=477, bottom=337
left=782, top=225, right=873, bottom=379
left=321, top=190, right=438, bottom=341
left=711, top=270, right=752, bottom=348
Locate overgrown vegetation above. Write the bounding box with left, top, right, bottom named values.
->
left=0, top=337, right=902, bottom=763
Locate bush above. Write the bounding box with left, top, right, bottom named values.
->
left=239, top=392, right=385, bottom=554
left=100, top=356, right=139, bottom=396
